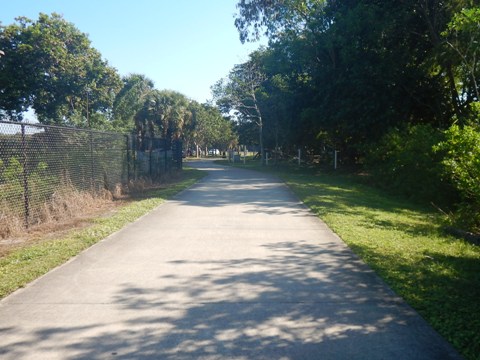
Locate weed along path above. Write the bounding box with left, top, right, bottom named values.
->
left=0, top=160, right=461, bottom=359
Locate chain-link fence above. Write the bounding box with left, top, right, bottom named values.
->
left=0, top=120, right=182, bottom=232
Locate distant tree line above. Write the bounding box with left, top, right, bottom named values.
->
left=0, top=13, right=237, bottom=153
left=212, top=0, right=480, bottom=232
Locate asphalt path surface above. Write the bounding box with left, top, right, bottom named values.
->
left=0, top=160, right=462, bottom=359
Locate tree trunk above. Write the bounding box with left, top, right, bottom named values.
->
left=251, top=91, right=265, bottom=165
left=259, top=116, right=264, bottom=166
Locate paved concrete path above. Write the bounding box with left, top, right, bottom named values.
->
left=0, top=160, right=462, bottom=359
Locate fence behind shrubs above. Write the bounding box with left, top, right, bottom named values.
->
left=0, top=120, right=182, bottom=232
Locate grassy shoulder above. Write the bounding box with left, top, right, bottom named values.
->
left=221, top=160, right=479, bottom=360
left=0, top=167, right=205, bottom=299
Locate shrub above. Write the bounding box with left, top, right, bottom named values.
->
left=435, top=124, right=480, bottom=232
left=364, top=124, right=457, bottom=207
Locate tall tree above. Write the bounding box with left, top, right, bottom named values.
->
left=133, top=89, right=192, bottom=148
left=442, top=7, right=480, bottom=119
left=233, top=0, right=474, bottom=161
left=0, top=13, right=121, bottom=125
left=235, top=0, right=327, bottom=43
left=113, top=74, right=155, bottom=131
left=212, top=53, right=267, bottom=163
left=188, top=103, right=237, bottom=152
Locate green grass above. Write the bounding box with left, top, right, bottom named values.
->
left=222, top=160, right=480, bottom=360
left=0, top=167, right=205, bottom=299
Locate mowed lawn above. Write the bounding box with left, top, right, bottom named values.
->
left=229, top=161, right=479, bottom=360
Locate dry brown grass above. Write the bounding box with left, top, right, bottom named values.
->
left=126, top=171, right=182, bottom=195
left=39, top=186, right=112, bottom=223
left=0, top=210, right=24, bottom=241
left=0, top=185, right=126, bottom=257
left=126, top=178, right=166, bottom=194
left=0, top=175, right=181, bottom=257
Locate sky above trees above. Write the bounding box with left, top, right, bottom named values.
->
left=0, top=0, right=266, bottom=104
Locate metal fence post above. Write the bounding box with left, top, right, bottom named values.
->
left=21, top=124, right=30, bottom=228
left=164, top=139, right=168, bottom=173
left=90, top=130, right=95, bottom=192
left=149, top=138, right=153, bottom=179
left=125, top=134, right=131, bottom=183
left=132, top=135, right=137, bottom=180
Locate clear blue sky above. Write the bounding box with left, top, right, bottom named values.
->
left=1, top=0, right=266, bottom=103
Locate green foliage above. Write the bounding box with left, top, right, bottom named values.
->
left=184, top=102, right=237, bottom=151
left=0, top=13, right=122, bottom=124
left=212, top=53, right=267, bottom=123
left=0, top=157, right=58, bottom=217
left=442, top=7, right=480, bottom=109
left=235, top=0, right=327, bottom=43
left=27, top=161, right=59, bottom=207
left=435, top=124, right=480, bottom=231
left=212, top=51, right=267, bottom=161
left=108, top=74, right=237, bottom=152
left=112, top=74, right=155, bottom=131
left=2, top=157, right=22, bottom=182
left=234, top=0, right=457, bottom=159
left=0, top=157, right=24, bottom=208
left=365, top=125, right=457, bottom=206
left=232, top=0, right=480, bottom=227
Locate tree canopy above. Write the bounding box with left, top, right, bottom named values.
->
left=212, top=52, right=267, bottom=161
left=0, top=13, right=237, bottom=152
left=0, top=13, right=121, bottom=125
left=228, top=0, right=480, bottom=161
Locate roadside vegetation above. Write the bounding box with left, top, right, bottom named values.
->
left=0, top=168, right=205, bottom=299
left=2, top=4, right=479, bottom=357
left=222, top=160, right=479, bottom=360
left=2, top=3, right=479, bottom=233
left=212, top=2, right=480, bottom=237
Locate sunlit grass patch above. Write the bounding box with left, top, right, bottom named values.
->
left=242, top=163, right=480, bottom=360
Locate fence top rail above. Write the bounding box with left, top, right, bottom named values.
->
left=0, top=120, right=129, bottom=137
